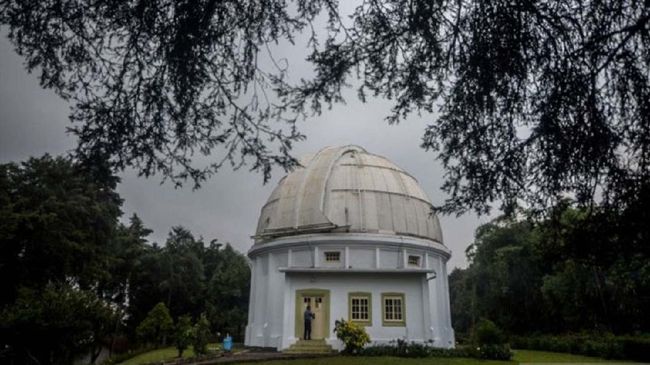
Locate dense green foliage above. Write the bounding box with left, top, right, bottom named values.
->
left=472, top=319, right=505, bottom=346
left=173, top=315, right=193, bottom=357
left=1, top=1, right=648, bottom=219
left=192, top=314, right=212, bottom=356
left=511, top=334, right=650, bottom=362
left=450, top=203, right=650, bottom=348
left=136, top=303, right=174, bottom=346
left=0, top=156, right=250, bottom=365
left=359, top=338, right=511, bottom=361
left=333, top=319, right=371, bottom=354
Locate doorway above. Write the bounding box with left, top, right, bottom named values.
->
left=295, top=289, right=330, bottom=340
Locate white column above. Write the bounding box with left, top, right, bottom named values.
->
left=375, top=247, right=381, bottom=268
left=245, top=257, right=257, bottom=346
left=313, top=245, right=319, bottom=267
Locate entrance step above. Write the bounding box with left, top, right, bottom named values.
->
left=284, top=339, right=335, bottom=354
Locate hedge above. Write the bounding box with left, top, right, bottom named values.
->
left=510, top=334, right=650, bottom=362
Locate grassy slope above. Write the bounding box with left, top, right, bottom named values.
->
left=118, top=344, right=220, bottom=365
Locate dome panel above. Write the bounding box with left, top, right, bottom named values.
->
left=254, top=145, right=444, bottom=244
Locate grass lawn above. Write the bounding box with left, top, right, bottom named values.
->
left=120, top=347, right=625, bottom=365
left=513, top=349, right=612, bottom=362
left=229, top=351, right=619, bottom=365
left=117, top=344, right=220, bottom=365
left=232, top=357, right=511, bottom=365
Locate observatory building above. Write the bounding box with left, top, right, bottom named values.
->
left=244, top=145, right=454, bottom=351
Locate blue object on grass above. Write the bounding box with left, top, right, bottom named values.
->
left=223, top=334, right=233, bottom=352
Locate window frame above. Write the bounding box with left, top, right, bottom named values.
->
left=407, top=255, right=421, bottom=267
left=348, top=292, right=372, bottom=326
left=324, top=251, right=341, bottom=262
left=381, top=292, right=406, bottom=327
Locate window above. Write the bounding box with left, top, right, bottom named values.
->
left=408, top=255, right=421, bottom=267
left=324, top=251, right=341, bottom=262
left=382, top=293, right=406, bottom=326
left=348, top=292, right=372, bottom=325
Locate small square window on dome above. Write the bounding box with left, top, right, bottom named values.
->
left=408, top=255, right=421, bottom=267
left=324, top=251, right=341, bottom=262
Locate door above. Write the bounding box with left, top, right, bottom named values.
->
left=295, top=289, right=330, bottom=340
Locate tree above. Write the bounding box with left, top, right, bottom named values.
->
left=173, top=315, right=193, bottom=358
left=0, top=155, right=121, bottom=304
left=204, top=244, right=250, bottom=339
left=192, top=314, right=211, bottom=356
left=160, top=227, right=206, bottom=318
left=0, top=155, right=122, bottom=364
left=1, top=1, right=648, bottom=216
left=136, top=303, right=174, bottom=346
left=451, top=206, right=650, bottom=337
left=0, top=284, right=116, bottom=365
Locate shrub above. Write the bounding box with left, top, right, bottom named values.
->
left=511, top=334, right=650, bottom=361
left=192, top=313, right=211, bottom=355
left=472, top=344, right=513, bottom=360
left=472, top=319, right=505, bottom=345
left=333, top=319, right=370, bottom=354
left=174, top=315, right=194, bottom=357
left=358, top=340, right=493, bottom=359
left=136, top=302, right=174, bottom=346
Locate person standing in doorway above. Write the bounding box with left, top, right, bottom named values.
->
left=303, top=305, right=315, bottom=340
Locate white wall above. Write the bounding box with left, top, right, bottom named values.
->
left=245, top=234, right=455, bottom=351
left=288, top=272, right=429, bottom=350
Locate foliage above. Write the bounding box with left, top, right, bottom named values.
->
left=0, top=155, right=121, bottom=302
left=0, top=283, right=116, bottom=365
left=333, top=319, right=371, bottom=354
left=359, top=339, right=511, bottom=361
left=472, top=344, right=513, bottom=361
left=360, top=339, right=460, bottom=358
left=173, top=315, right=194, bottom=358
left=204, top=244, right=251, bottom=338
left=511, top=334, right=650, bottom=362
left=136, top=303, right=174, bottom=346
left=192, top=314, right=211, bottom=356
left=2, top=1, right=649, bottom=218
left=472, top=319, right=505, bottom=346
left=0, top=155, right=251, bottom=364
left=450, top=205, right=650, bottom=337
left=127, top=236, right=250, bottom=341
left=0, top=156, right=121, bottom=365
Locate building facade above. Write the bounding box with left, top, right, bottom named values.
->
left=244, top=145, right=455, bottom=351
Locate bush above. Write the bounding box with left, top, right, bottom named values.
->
left=472, top=319, right=505, bottom=345
left=333, top=319, right=371, bottom=354
left=136, top=302, right=174, bottom=346
left=511, top=334, right=650, bottom=361
left=358, top=340, right=512, bottom=360
left=174, top=315, right=194, bottom=357
left=358, top=340, right=460, bottom=358
left=192, top=313, right=211, bottom=355
left=467, top=319, right=512, bottom=360
left=472, top=344, right=513, bottom=360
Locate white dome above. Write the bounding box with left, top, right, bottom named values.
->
left=255, top=145, right=443, bottom=244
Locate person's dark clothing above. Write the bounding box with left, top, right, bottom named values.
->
left=303, top=309, right=315, bottom=340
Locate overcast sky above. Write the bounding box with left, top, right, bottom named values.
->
left=0, top=29, right=494, bottom=270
